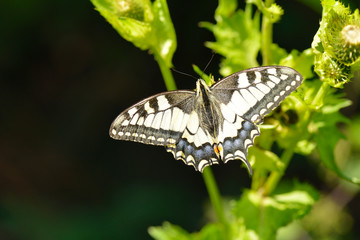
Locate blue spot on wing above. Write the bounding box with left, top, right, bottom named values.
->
left=222, top=120, right=259, bottom=175
left=166, top=136, right=219, bottom=172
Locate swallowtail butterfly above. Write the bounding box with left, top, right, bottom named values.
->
left=110, top=66, right=303, bottom=173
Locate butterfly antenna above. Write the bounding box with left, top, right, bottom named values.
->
left=171, top=68, right=198, bottom=80
left=202, top=52, right=216, bottom=75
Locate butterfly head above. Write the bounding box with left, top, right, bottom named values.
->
left=196, top=79, right=211, bottom=98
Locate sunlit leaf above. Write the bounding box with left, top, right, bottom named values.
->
left=201, top=4, right=261, bottom=76
left=91, top=0, right=176, bottom=67
left=249, top=147, right=284, bottom=173
left=232, top=183, right=318, bottom=239
left=280, top=48, right=315, bottom=80
left=313, top=91, right=360, bottom=185
left=149, top=222, right=192, bottom=240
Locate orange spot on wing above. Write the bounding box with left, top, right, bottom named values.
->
left=214, top=145, right=219, bottom=154
left=214, top=144, right=223, bottom=156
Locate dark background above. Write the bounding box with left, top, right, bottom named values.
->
left=1, top=0, right=360, bottom=239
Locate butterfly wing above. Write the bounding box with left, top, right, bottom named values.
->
left=166, top=110, right=220, bottom=172
left=110, top=90, right=195, bottom=146
left=110, top=89, right=219, bottom=171
left=210, top=66, right=302, bottom=173
left=211, top=66, right=303, bottom=123
left=110, top=66, right=303, bottom=173
left=216, top=103, right=260, bottom=174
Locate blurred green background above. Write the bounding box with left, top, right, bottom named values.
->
left=1, top=0, right=360, bottom=239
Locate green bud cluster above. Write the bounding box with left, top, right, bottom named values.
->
left=312, top=0, right=360, bottom=87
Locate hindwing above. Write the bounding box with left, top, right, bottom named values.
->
left=217, top=103, right=260, bottom=174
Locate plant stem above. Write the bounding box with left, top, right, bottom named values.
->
left=202, top=168, right=228, bottom=235
left=312, top=82, right=329, bottom=107
left=263, top=141, right=297, bottom=195
left=261, top=0, right=274, bottom=65
left=154, top=50, right=177, bottom=91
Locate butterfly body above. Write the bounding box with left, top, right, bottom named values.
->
left=194, top=79, right=223, bottom=140
left=110, top=66, right=303, bottom=173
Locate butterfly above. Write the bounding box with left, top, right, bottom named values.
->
left=109, top=66, right=303, bottom=174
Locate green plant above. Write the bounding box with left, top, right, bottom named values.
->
left=91, top=0, right=360, bottom=239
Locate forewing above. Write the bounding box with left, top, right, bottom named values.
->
left=211, top=66, right=303, bottom=123
left=110, top=90, right=195, bottom=146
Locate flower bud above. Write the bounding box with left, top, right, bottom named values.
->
left=312, top=0, right=360, bottom=87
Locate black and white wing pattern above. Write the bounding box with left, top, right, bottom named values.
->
left=211, top=66, right=303, bottom=123
left=110, top=91, right=195, bottom=146
left=110, top=66, right=303, bottom=173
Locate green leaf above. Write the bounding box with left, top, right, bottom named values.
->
left=91, top=0, right=153, bottom=49
left=148, top=222, right=192, bottom=240
left=314, top=124, right=360, bottom=185
left=194, top=223, right=224, bottom=240
left=151, top=0, right=177, bottom=66
left=149, top=222, right=225, bottom=240
left=214, top=0, right=238, bottom=21
left=294, top=139, right=316, bottom=155
left=249, top=147, right=284, bottom=173
left=312, top=91, right=360, bottom=185
left=279, top=48, right=315, bottom=80
left=232, top=183, right=318, bottom=239
left=347, top=116, right=360, bottom=148
left=91, top=0, right=176, bottom=67
left=321, top=96, right=352, bottom=114
left=201, top=4, right=261, bottom=76
left=270, top=44, right=288, bottom=65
